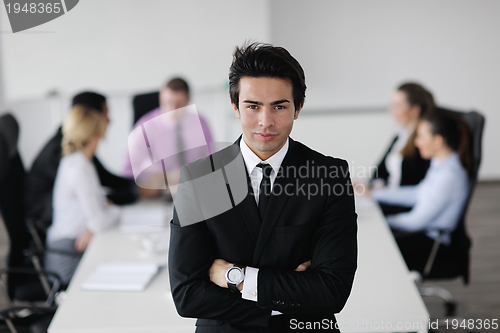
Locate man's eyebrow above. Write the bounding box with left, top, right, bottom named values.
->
left=242, top=100, right=263, bottom=106
left=271, top=99, right=291, bottom=105
left=242, top=99, right=291, bottom=106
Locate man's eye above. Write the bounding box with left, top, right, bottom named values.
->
left=248, top=105, right=258, bottom=110
left=275, top=105, right=285, bottom=110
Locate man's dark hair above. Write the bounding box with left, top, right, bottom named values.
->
left=165, top=77, right=190, bottom=96
left=229, top=42, right=306, bottom=112
left=72, top=92, right=107, bottom=113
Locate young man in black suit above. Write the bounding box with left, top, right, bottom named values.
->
left=169, top=43, right=357, bottom=332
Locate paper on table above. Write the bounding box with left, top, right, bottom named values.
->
left=119, top=205, right=168, bottom=234
left=355, top=194, right=379, bottom=213
left=81, top=262, right=164, bottom=292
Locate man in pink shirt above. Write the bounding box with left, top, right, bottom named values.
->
left=122, top=77, right=213, bottom=197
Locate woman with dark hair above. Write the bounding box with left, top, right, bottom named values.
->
left=372, top=110, right=471, bottom=272
left=371, top=83, right=435, bottom=190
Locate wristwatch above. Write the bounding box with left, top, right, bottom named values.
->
left=225, top=264, right=245, bottom=292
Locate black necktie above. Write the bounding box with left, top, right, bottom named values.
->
left=176, top=123, right=186, bottom=167
left=257, top=163, right=272, bottom=219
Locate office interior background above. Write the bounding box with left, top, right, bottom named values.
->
left=0, top=0, right=499, bottom=330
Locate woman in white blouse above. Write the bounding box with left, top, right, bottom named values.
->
left=371, top=83, right=435, bottom=193
left=372, top=109, right=471, bottom=272
left=45, top=105, right=119, bottom=284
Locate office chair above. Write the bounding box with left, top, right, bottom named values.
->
left=132, top=91, right=160, bottom=126
left=415, top=108, right=485, bottom=317
left=0, top=113, right=63, bottom=332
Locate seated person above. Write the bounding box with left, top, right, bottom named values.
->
left=44, top=105, right=120, bottom=284
left=371, top=83, right=435, bottom=192
left=122, top=77, right=213, bottom=198
left=25, top=92, right=136, bottom=237
left=372, top=109, right=471, bottom=273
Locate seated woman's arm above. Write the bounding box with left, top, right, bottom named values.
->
left=372, top=185, right=419, bottom=207
left=74, top=166, right=120, bottom=233
left=383, top=172, right=458, bottom=232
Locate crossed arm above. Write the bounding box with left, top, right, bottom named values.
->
left=208, top=259, right=312, bottom=291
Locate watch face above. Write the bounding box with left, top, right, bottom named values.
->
left=228, top=267, right=242, bottom=283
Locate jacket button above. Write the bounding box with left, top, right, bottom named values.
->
left=272, top=299, right=279, bottom=306
left=279, top=300, right=285, bottom=306
left=288, top=301, right=295, bottom=307
left=295, top=301, right=301, bottom=307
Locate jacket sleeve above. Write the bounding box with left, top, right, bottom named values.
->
left=168, top=165, right=272, bottom=327
left=257, top=159, right=357, bottom=315
left=370, top=137, right=396, bottom=186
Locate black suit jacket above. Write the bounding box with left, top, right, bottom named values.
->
left=24, top=127, right=137, bottom=229
left=169, top=137, right=358, bottom=332
left=371, top=135, right=430, bottom=187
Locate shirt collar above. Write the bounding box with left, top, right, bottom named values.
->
left=239, top=136, right=289, bottom=176
left=396, top=123, right=415, bottom=140
left=430, top=152, right=460, bottom=168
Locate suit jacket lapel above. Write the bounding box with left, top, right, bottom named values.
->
left=221, top=138, right=261, bottom=244
left=252, top=138, right=303, bottom=264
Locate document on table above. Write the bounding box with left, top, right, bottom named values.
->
left=81, top=262, right=164, bottom=292
left=355, top=194, right=379, bottom=213
left=119, top=204, right=169, bottom=234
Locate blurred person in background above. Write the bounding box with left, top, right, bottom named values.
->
left=121, top=77, right=213, bottom=198
left=25, top=92, right=137, bottom=243
left=372, top=109, right=471, bottom=272
left=371, top=83, right=435, bottom=191
left=44, top=105, right=120, bottom=284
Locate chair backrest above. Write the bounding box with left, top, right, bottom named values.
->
left=0, top=113, right=31, bottom=270
left=434, top=107, right=485, bottom=284
left=438, top=107, right=485, bottom=221
left=132, top=91, right=159, bottom=126
left=0, top=113, right=19, bottom=180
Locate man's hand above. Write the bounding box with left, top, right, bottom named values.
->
left=209, top=259, right=311, bottom=291
left=75, top=229, right=93, bottom=252
left=295, top=260, right=311, bottom=272
left=209, top=259, right=233, bottom=288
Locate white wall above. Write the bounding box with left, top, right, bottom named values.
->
left=0, top=0, right=270, bottom=100
left=0, top=31, right=4, bottom=110
left=270, top=0, right=500, bottom=180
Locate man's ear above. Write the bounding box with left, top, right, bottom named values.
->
left=232, top=103, right=241, bottom=119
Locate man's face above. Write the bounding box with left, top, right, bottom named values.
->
left=160, top=88, right=190, bottom=114
left=233, top=77, right=301, bottom=161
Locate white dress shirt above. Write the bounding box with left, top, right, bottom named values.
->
left=385, top=125, right=414, bottom=189
left=47, top=151, right=120, bottom=244
left=239, top=136, right=289, bottom=315
left=373, top=153, right=469, bottom=245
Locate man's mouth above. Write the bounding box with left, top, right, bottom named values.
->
left=255, top=133, right=278, bottom=141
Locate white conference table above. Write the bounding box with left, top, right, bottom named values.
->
left=48, top=196, right=428, bottom=333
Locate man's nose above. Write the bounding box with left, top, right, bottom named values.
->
left=259, top=108, right=274, bottom=128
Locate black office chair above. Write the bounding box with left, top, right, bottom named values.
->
left=416, top=108, right=485, bottom=316
left=0, top=113, right=63, bottom=332
left=132, top=91, right=159, bottom=126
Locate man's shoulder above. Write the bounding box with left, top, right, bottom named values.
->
left=29, top=128, right=62, bottom=174
left=181, top=143, right=238, bottom=179
left=292, top=139, right=348, bottom=168
left=134, top=108, right=161, bottom=127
